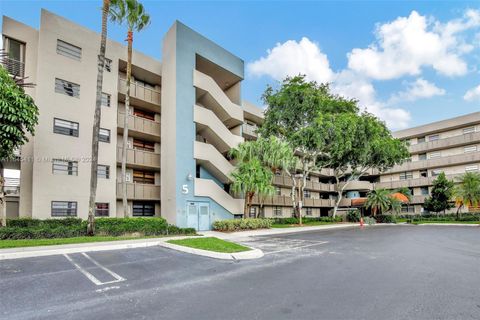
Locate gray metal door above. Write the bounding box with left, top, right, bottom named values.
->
left=187, top=202, right=198, bottom=230
left=198, top=203, right=210, bottom=231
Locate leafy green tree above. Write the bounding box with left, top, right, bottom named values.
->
left=365, top=189, right=392, bottom=216
left=259, top=75, right=357, bottom=219
left=454, top=172, right=480, bottom=218
left=0, top=66, right=39, bottom=227
left=423, top=172, right=454, bottom=214
left=110, top=0, right=150, bottom=217
left=316, top=112, right=409, bottom=217
left=87, top=0, right=111, bottom=236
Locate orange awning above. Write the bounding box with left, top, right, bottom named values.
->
left=389, top=192, right=409, bottom=203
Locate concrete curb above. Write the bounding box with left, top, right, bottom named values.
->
left=158, top=241, right=264, bottom=260
left=413, top=223, right=480, bottom=227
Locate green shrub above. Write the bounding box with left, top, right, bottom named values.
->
left=375, top=215, right=397, bottom=223
left=363, top=217, right=376, bottom=225
left=212, top=218, right=272, bottom=231
left=346, top=210, right=361, bottom=222
left=272, top=216, right=342, bottom=225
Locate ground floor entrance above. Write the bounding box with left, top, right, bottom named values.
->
left=186, top=201, right=210, bottom=231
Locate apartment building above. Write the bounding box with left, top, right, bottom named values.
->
left=2, top=10, right=478, bottom=230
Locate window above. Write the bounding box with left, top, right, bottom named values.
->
left=97, top=165, right=110, bottom=179
left=401, top=205, right=415, bottom=213
left=95, top=203, right=109, bottom=217
left=3, top=37, right=25, bottom=76
left=99, top=128, right=110, bottom=143
left=428, top=134, right=440, bottom=141
left=399, top=172, right=413, bottom=180
left=273, top=206, right=282, bottom=217
left=249, top=207, right=256, bottom=218
left=431, top=169, right=443, bottom=177
left=464, top=145, right=477, bottom=153
left=306, top=175, right=311, bottom=181
left=420, top=170, right=428, bottom=178
left=428, top=152, right=441, bottom=159
left=51, top=201, right=77, bottom=217
left=463, top=127, right=476, bottom=134
left=104, top=58, right=112, bottom=72
left=275, top=186, right=281, bottom=196
left=418, top=153, right=427, bottom=160
left=55, top=78, right=80, bottom=98
left=52, top=159, right=78, bottom=176
left=56, top=39, right=82, bottom=60
left=420, top=187, right=429, bottom=196
left=133, top=139, right=155, bottom=152
left=53, top=118, right=79, bottom=137
left=132, top=201, right=155, bottom=216
left=304, top=189, right=311, bottom=198
left=101, top=93, right=111, bottom=107
left=305, top=207, right=313, bottom=216
left=133, top=170, right=155, bottom=184
left=135, top=79, right=155, bottom=89
left=465, top=165, right=479, bottom=172
left=133, top=109, right=155, bottom=121
left=417, top=136, right=426, bottom=143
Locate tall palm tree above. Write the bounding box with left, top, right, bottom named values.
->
left=454, top=172, right=480, bottom=218
left=87, top=0, right=111, bottom=235
left=365, top=189, right=391, bottom=217
left=109, top=0, right=150, bottom=217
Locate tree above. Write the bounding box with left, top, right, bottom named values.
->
left=110, top=0, right=150, bottom=217
left=454, top=172, right=480, bottom=218
left=423, top=172, right=454, bottom=214
left=316, top=112, right=409, bottom=217
left=0, top=66, right=39, bottom=227
left=87, top=0, right=111, bottom=236
left=259, top=76, right=357, bottom=220
left=365, top=189, right=392, bottom=216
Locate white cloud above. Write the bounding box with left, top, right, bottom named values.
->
left=347, top=10, right=480, bottom=80
left=463, top=84, right=480, bottom=101
left=247, top=37, right=334, bottom=83
left=390, top=78, right=445, bottom=103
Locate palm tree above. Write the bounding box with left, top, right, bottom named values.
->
left=87, top=0, right=112, bottom=235
left=109, top=0, right=150, bottom=217
left=454, top=172, right=480, bottom=218
left=365, top=189, right=392, bottom=217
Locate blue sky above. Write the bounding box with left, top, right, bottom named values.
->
left=1, top=1, right=480, bottom=130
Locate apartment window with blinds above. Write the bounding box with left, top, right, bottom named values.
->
left=429, top=152, right=441, bottom=159
left=53, top=118, right=79, bottom=137
left=97, top=165, right=110, bottom=179
left=418, top=136, right=426, bottom=143
left=104, top=58, right=112, bottom=72
left=55, top=78, right=80, bottom=98
left=52, top=159, right=78, bottom=176
left=420, top=187, right=429, bottom=195
left=133, top=109, right=155, bottom=121
left=463, top=127, right=476, bottom=134
left=51, top=201, right=77, bottom=217
left=465, top=165, right=479, bottom=172
left=132, top=201, right=155, bottom=216
left=133, top=139, right=155, bottom=152
left=304, top=189, right=311, bottom=198
left=99, top=128, right=110, bottom=143
left=464, top=145, right=477, bottom=153
left=249, top=207, right=257, bottom=218
left=305, top=207, right=313, bottom=216
left=418, top=153, right=427, bottom=160
left=133, top=170, right=155, bottom=184
left=399, top=172, right=413, bottom=180
left=273, top=206, right=282, bottom=217
left=101, top=93, right=111, bottom=107
left=275, top=187, right=281, bottom=196
left=56, top=39, right=82, bottom=60
left=95, top=203, right=109, bottom=217
left=428, top=134, right=440, bottom=141
left=401, top=205, right=415, bottom=213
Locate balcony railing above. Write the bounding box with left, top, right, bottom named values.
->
left=117, top=147, right=160, bottom=168
left=118, top=78, right=161, bottom=106
left=116, top=182, right=160, bottom=200
left=242, top=123, right=258, bottom=137
left=2, top=57, right=25, bottom=78
left=117, top=112, right=160, bottom=137
left=387, top=152, right=480, bottom=173
left=408, top=131, right=480, bottom=154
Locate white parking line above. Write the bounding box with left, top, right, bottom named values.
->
left=64, top=253, right=126, bottom=286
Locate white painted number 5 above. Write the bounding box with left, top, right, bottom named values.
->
left=182, top=184, right=189, bottom=194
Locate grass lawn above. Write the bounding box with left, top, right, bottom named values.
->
left=167, top=237, right=251, bottom=253
left=271, top=221, right=340, bottom=228
left=0, top=236, right=163, bottom=249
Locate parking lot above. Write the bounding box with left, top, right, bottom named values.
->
left=1, top=225, right=480, bottom=320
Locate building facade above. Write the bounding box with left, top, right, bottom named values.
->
left=2, top=10, right=479, bottom=230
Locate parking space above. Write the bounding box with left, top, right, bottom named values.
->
left=1, top=225, right=480, bottom=320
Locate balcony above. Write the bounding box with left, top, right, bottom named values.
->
left=2, top=57, right=24, bottom=78
left=117, top=147, right=160, bottom=169
left=409, top=131, right=480, bottom=154
left=272, top=175, right=334, bottom=192
left=376, top=173, right=461, bottom=189
left=242, top=123, right=258, bottom=139
left=387, top=151, right=480, bottom=173
left=118, top=78, right=161, bottom=110
left=411, top=195, right=427, bottom=204
left=117, top=112, right=160, bottom=141
left=116, top=183, right=160, bottom=200
left=337, top=180, right=373, bottom=192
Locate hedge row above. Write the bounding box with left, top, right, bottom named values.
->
left=1, top=218, right=196, bottom=240
left=397, top=213, right=480, bottom=222
left=271, top=216, right=343, bottom=225
left=212, top=218, right=272, bottom=232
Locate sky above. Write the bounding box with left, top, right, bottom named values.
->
left=1, top=0, right=480, bottom=130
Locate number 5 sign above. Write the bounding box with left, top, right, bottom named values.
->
left=182, top=184, right=189, bottom=194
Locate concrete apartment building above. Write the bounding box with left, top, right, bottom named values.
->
left=2, top=10, right=479, bottom=230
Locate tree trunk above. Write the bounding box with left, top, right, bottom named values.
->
left=87, top=0, right=110, bottom=236
left=0, top=162, right=5, bottom=227
left=122, top=30, right=133, bottom=218
left=298, top=178, right=304, bottom=226
left=246, top=192, right=254, bottom=219
left=456, top=204, right=461, bottom=220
